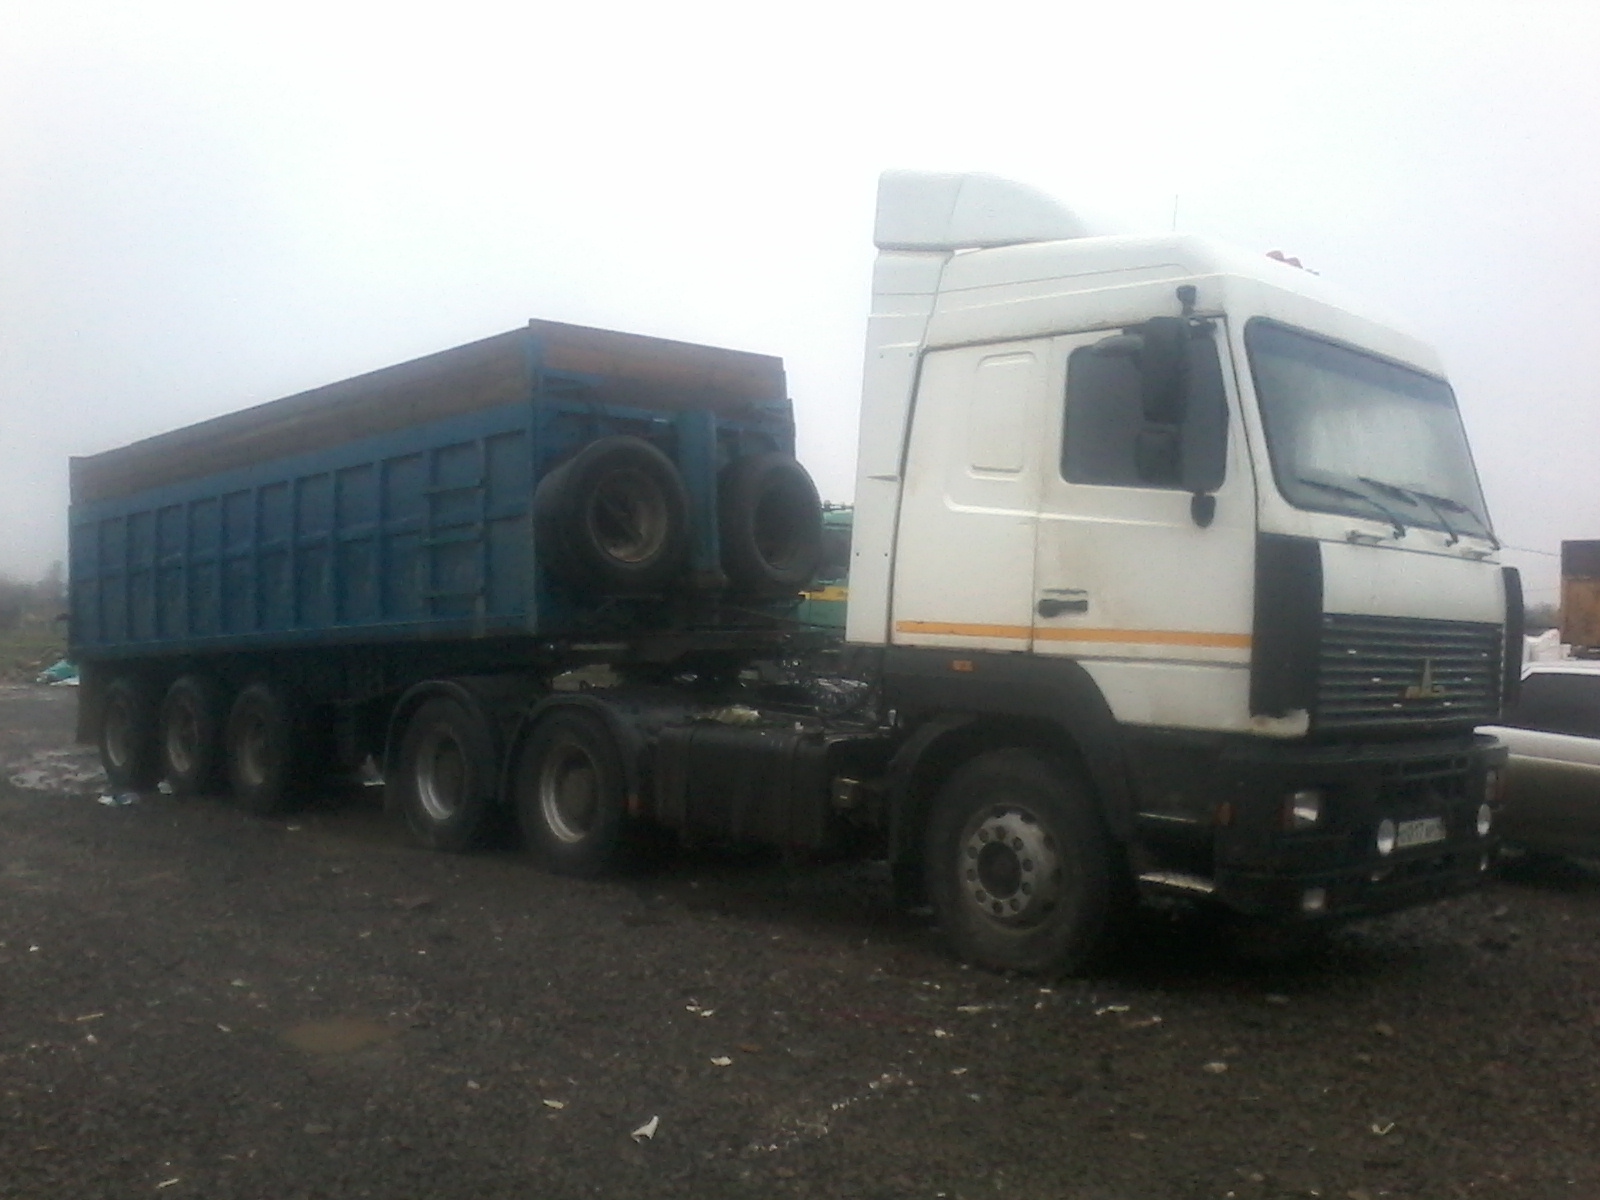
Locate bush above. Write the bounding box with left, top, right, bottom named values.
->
left=0, top=563, right=65, bottom=632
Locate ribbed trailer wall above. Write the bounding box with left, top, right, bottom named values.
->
left=69, top=321, right=790, bottom=660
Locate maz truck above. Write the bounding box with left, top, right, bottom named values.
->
left=69, top=172, right=1521, bottom=974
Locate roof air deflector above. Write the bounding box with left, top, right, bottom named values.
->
left=874, top=171, right=1092, bottom=252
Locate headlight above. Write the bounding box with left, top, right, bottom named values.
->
left=1284, top=788, right=1324, bottom=830
left=1375, top=818, right=1397, bottom=857
left=1484, top=768, right=1504, bottom=803
left=1476, top=803, right=1493, bottom=837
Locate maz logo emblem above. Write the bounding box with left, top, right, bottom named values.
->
left=1402, top=658, right=1446, bottom=701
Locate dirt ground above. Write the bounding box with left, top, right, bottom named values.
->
left=3, top=683, right=1598, bottom=1200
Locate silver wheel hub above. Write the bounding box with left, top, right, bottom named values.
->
left=237, top=716, right=269, bottom=789
left=586, top=467, right=667, bottom=565
left=415, top=728, right=466, bottom=823
left=166, top=705, right=197, bottom=775
left=104, top=701, right=132, bottom=769
left=958, top=805, right=1063, bottom=926
left=539, top=739, right=601, bottom=844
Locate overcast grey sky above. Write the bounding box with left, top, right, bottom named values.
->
left=2, top=0, right=1596, bottom=602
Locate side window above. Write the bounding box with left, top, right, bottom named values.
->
left=1508, top=674, right=1600, bottom=738
left=1062, top=328, right=1228, bottom=491
left=1061, top=350, right=1142, bottom=486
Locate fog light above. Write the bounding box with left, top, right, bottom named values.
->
left=1375, top=819, right=1397, bottom=857
left=1284, top=788, right=1324, bottom=830
left=1476, top=803, right=1492, bottom=837
left=1301, top=887, right=1328, bottom=913
left=1480, top=853, right=1491, bottom=872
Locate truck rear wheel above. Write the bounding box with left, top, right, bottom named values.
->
left=159, top=675, right=224, bottom=796
left=513, top=708, right=632, bottom=877
left=225, top=682, right=312, bottom=816
left=100, top=676, right=161, bottom=792
left=924, top=748, right=1114, bottom=976
left=393, top=696, right=500, bottom=852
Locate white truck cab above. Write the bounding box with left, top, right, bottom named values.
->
left=849, top=173, right=1517, bottom=938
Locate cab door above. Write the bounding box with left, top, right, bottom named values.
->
left=890, top=340, right=1051, bottom=654
left=1030, top=320, right=1258, bottom=731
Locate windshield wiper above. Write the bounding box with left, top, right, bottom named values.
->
left=1358, top=476, right=1459, bottom=546
left=1403, top=486, right=1499, bottom=549
left=1352, top=476, right=1500, bottom=549
left=1296, top=476, right=1407, bottom=538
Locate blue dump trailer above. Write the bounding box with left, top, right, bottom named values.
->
left=71, top=320, right=807, bottom=657
left=71, top=320, right=842, bottom=845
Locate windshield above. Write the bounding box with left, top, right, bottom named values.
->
left=1245, top=319, right=1492, bottom=539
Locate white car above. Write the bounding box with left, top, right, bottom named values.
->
left=1480, top=660, right=1600, bottom=859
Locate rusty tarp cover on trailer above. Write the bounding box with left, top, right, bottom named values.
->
left=70, top=320, right=788, bottom=505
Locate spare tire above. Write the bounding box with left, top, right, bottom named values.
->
left=535, top=436, right=691, bottom=594
left=718, top=452, right=823, bottom=596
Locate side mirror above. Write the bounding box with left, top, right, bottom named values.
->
left=1087, top=315, right=1222, bottom=496
left=1089, top=316, right=1190, bottom=427
left=1134, top=426, right=1181, bottom=483
left=1136, top=317, right=1190, bottom=425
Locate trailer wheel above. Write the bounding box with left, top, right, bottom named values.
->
left=924, top=748, right=1114, bottom=976
left=513, top=708, right=633, bottom=876
left=100, top=676, right=161, bottom=792
left=159, top=675, right=224, bottom=796
left=225, top=682, right=311, bottom=816
left=534, top=436, right=690, bottom=593
left=393, top=696, right=500, bottom=852
left=718, top=452, right=823, bottom=595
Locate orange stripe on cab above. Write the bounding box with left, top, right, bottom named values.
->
left=893, top=620, right=1251, bottom=650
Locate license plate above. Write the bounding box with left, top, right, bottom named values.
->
left=1395, top=816, right=1447, bottom=849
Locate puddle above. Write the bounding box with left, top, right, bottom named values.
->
left=281, top=1017, right=399, bottom=1054
left=6, top=748, right=105, bottom=794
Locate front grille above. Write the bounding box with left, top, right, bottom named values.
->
left=1317, top=614, right=1500, bottom=732
left=1375, top=754, right=1473, bottom=810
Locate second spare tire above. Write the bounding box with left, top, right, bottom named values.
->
left=535, top=436, right=691, bottom=594
left=718, top=452, right=824, bottom=596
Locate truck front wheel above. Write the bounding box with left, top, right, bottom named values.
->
left=393, top=696, right=500, bottom=852
left=924, top=748, right=1114, bottom=976
left=100, top=676, right=160, bottom=792
left=512, top=709, right=632, bottom=877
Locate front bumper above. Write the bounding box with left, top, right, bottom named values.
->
left=1131, top=731, right=1506, bottom=921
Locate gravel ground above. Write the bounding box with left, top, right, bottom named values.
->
left=3, top=683, right=1598, bottom=1199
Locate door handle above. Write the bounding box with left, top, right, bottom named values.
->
left=1036, top=596, right=1088, bottom=618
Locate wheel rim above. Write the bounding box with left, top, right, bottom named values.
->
left=415, top=727, right=467, bottom=822
left=236, top=713, right=271, bottom=789
left=165, top=701, right=198, bottom=776
left=104, top=697, right=132, bottom=770
left=957, top=804, right=1064, bottom=928
left=538, top=736, right=602, bottom=844
left=585, top=467, right=667, bottom=565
